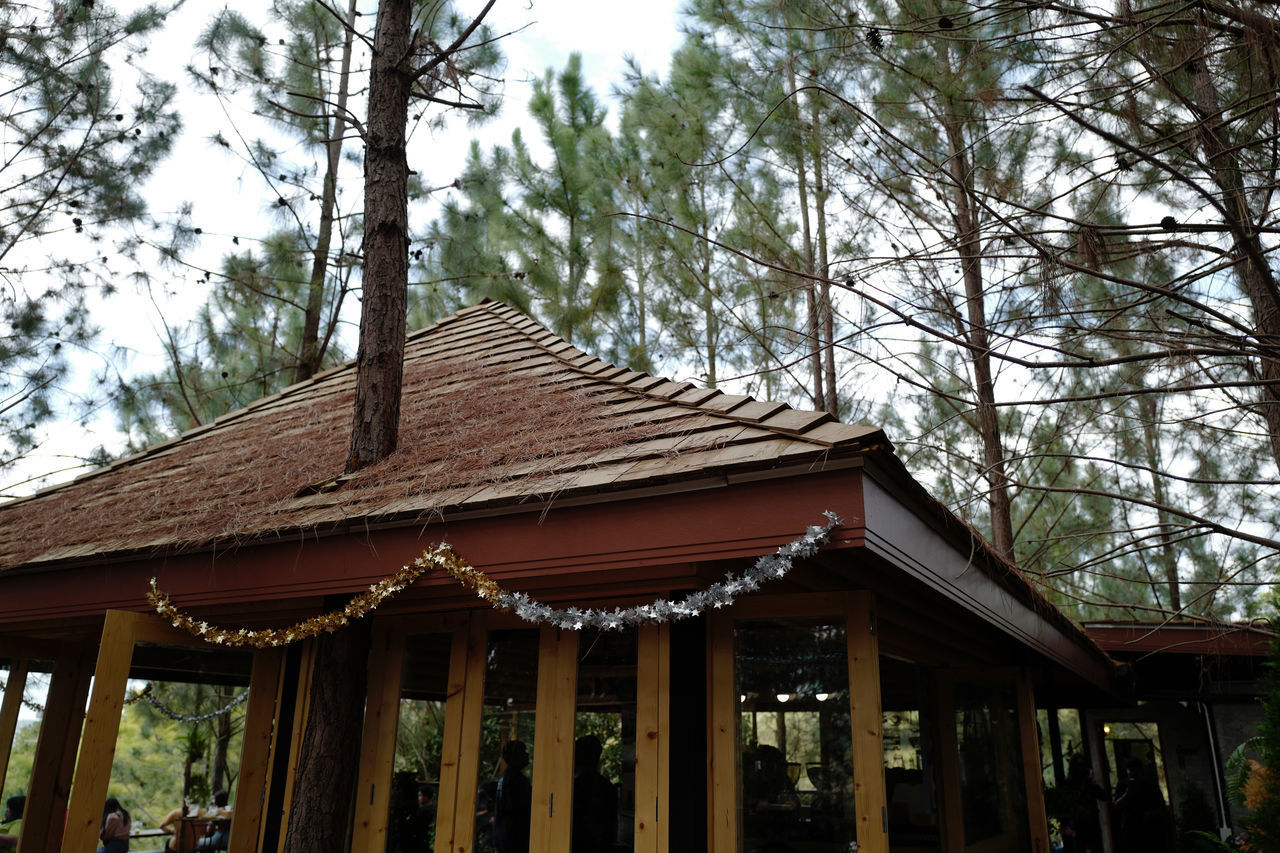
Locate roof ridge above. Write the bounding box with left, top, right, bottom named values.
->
left=473, top=300, right=875, bottom=449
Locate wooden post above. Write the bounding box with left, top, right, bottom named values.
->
left=635, top=623, right=669, bottom=853
left=439, top=612, right=487, bottom=853
left=228, top=647, right=285, bottom=853
left=530, top=628, right=577, bottom=853
left=23, top=644, right=93, bottom=852
left=932, top=672, right=964, bottom=853
left=352, top=619, right=408, bottom=852
left=274, top=637, right=319, bottom=852
left=706, top=611, right=736, bottom=853
left=1016, top=668, right=1051, bottom=853
left=0, top=658, right=28, bottom=796
left=844, top=592, right=887, bottom=853
left=62, top=610, right=140, bottom=853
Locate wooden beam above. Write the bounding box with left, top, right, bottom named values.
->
left=844, top=591, right=887, bottom=853
left=228, top=647, right=284, bottom=853
left=635, top=623, right=669, bottom=853
left=62, top=610, right=140, bottom=853
left=530, top=628, right=576, bottom=853
left=1016, top=668, right=1051, bottom=853
left=706, top=611, right=736, bottom=853
left=439, top=611, right=487, bottom=853
left=0, top=659, right=28, bottom=797
left=274, top=637, right=319, bottom=852
left=22, top=643, right=92, bottom=852
left=352, top=618, right=408, bottom=853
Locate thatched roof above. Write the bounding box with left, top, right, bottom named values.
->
left=0, top=300, right=885, bottom=571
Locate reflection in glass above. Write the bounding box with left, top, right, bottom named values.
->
left=573, top=629, right=636, bottom=853
left=954, top=681, right=1028, bottom=848
left=735, top=619, right=855, bottom=852
left=880, top=657, right=940, bottom=851
left=480, top=630, right=539, bottom=853
left=1101, top=721, right=1169, bottom=804
left=387, top=632, right=452, bottom=853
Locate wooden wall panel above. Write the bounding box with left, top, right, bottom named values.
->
left=530, top=628, right=576, bottom=852
left=23, top=644, right=92, bottom=852
left=844, top=592, right=888, bottom=853
left=439, top=612, right=488, bottom=853
left=634, top=623, right=669, bottom=853
left=706, top=612, right=736, bottom=853
left=228, top=647, right=284, bottom=853
left=352, top=619, right=408, bottom=853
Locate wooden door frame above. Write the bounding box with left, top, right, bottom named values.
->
left=706, top=592, right=889, bottom=853
left=946, top=667, right=1051, bottom=853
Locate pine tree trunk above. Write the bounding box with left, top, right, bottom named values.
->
left=1186, top=25, right=1280, bottom=474
left=211, top=689, right=233, bottom=796
left=806, top=85, right=837, bottom=416
left=297, top=0, right=360, bottom=383
left=283, top=1, right=411, bottom=848
left=943, top=117, right=1016, bottom=561
left=786, top=63, right=824, bottom=413
left=346, top=0, right=412, bottom=473
left=282, top=619, right=373, bottom=852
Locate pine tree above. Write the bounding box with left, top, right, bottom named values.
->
left=0, top=0, right=179, bottom=488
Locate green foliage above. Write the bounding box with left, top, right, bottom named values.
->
left=0, top=0, right=179, bottom=487
left=1240, top=616, right=1280, bottom=850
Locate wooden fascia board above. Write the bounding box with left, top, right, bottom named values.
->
left=0, top=469, right=868, bottom=626
left=860, top=475, right=1122, bottom=695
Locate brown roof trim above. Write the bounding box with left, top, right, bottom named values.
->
left=1084, top=622, right=1273, bottom=657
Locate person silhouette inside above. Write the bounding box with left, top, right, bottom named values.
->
left=493, top=740, right=532, bottom=853
left=571, top=735, right=618, bottom=853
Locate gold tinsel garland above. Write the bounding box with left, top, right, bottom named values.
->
left=150, top=515, right=837, bottom=644
left=148, top=543, right=468, bottom=649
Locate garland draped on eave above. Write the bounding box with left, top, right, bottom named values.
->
left=148, top=512, right=841, bottom=646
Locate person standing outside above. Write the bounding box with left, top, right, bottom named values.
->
left=493, top=740, right=532, bottom=853
left=97, top=797, right=131, bottom=853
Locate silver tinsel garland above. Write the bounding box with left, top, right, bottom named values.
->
left=493, top=511, right=841, bottom=630
left=141, top=686, right=250, bottom=723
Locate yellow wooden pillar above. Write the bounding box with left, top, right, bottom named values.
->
left=438, top=611, right=487, bottom=853
left=23, top=643, right=93, bottom=853
left=0, top=658, right=28, bottom=797
left=530, top=627, right=577, bottom=853
left=844, top=591, right=888, bottom=853
left=634, top=623, right=669, bottom=853
left=706, top=611, right=737, bottom=853
left=228, top=646, right=285, bottom=853
left=273, top=637, right=319, bottom=852
left=1016, top=668, right=1051, bottom=853
left=351, top=619, right=408, bottom=853
left=62, top=611, right=142, bottom=853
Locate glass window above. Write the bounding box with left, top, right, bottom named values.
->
left=479, top=629, right=540, bottom=853
left=880, top=656, right=940, bottom=851
left=954, top=681, right=1028, bottom=848
left=386, top=632, right=452, bottom=853
left=735, top=619, right=855, bottom=852
left=573, top=629, right=637, bottom=853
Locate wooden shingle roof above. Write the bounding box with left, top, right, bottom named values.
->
left=0, top=301, right=886, bottom=571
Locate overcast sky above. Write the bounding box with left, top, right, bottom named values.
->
left=13, top=0, right=687, bottom=495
